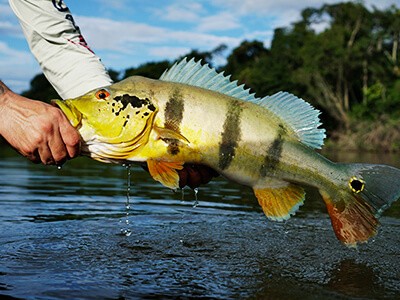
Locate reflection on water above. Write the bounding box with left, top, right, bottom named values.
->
left=0, top=145, right=399, bottom=299
left=328, top=259, right=384, bottom=298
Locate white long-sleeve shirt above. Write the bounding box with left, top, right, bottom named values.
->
left=9, top=0, right=113, bottom=99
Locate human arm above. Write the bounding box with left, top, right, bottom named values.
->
left=0, top=80, right=80, bottom=164
left=9, top=0, right=112, bottom=99
left=3, top=0, right=109, bottom=165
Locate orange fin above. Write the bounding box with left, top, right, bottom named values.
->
left=147, top=159, right=184, bottom=189
left=253, top=181, right=305, bottom=221
left=320, top=190, right=379, bottom=247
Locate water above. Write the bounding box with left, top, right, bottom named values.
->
left=0, top=145, right=399, bottom=299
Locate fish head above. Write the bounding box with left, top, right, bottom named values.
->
left=52, top=78, right=158, bottom=162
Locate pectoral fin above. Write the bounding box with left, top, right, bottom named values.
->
left=147, top=159, right=184, bottom=189
left=253, top=180, right=305, bottom=221
left=154, top=126, right=190, bottom=144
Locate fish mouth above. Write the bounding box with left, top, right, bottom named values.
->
left=51, top=99, right=82, bottom=128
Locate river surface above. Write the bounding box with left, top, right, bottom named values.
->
left=0, top=145, right=399, bottom=299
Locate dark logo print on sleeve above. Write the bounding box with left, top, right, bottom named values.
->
left=52, top=0, right=94, bottom=53
left=52, top=0, right=69, bottom=12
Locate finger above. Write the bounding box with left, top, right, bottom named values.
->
left=38, top=144, right=55, bottom=165
left=48, top=126, right=70, bottom=164
left=27, top=149, right=41, bottom=164
left=59, top=118, right=81, bottom=158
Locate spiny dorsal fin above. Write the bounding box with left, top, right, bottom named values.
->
left=160, top=57, right=257, bottom=101
left=160, top=58, right=325, bottom=149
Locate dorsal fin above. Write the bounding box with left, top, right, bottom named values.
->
left=160, top=57, right=257, bottom=101
left=257, top=92, right=326, bottom=149
left=160, top=58, right=325, bottom=149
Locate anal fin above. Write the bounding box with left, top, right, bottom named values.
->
left=253, top=180, right=305, bottom=221
left=147, top=159, right=184, bottom=189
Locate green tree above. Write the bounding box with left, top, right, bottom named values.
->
left=22, top=73, right=60, bottom=103
left=123, top=60, right=171, bottom=79
left=176, top=44, right=228, bottom=68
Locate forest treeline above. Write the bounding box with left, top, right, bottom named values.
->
left=23, top=2, right=400, bottom=152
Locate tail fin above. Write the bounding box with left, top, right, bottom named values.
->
left=320, top=164, right=400, bottom=246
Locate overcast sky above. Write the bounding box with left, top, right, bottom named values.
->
left=1, top=0, right=399, bottom=93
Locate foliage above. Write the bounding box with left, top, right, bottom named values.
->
left=176, top=44, right=228, bottom=68
left=22, top=73, right=60, bottom=103
left=123, top=60, right=171, bottom=79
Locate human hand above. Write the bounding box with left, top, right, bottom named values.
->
left=177, top=164, right=219, bottom=189
left=0, top=82, right=80, bottom=165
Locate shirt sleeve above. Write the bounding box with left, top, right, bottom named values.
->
left=9, top=0, right=113, bottom=99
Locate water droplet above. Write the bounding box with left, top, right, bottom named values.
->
left=120, top=164, right=132, bottom=236
left=193, top=188, right=199, bottom=208
left=181, top=188, right=185, bottom=202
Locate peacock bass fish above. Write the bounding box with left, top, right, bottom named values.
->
left=53, top=58, right=400, bottom=246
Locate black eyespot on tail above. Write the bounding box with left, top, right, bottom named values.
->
left=349, top=177, right=365, bottom=193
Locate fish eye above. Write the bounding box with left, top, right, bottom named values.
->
left=95, top=89, right=110, bottom=100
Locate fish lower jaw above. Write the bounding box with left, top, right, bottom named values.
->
left=81, top=143, right=136, bottom=164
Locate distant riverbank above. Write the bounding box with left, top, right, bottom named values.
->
left=325, top=117, right=400, bottom=153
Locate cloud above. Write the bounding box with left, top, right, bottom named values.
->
left=211, top=0, right=308, bottom=16
left=210, top=0, right=400, bottom=31
left=0, top=3, right=24, bottom=37
left=196, top=12, right=240, bottom=32
left=156, top=2, right=204, bottom=23
left=148, top=46, right=191, bottom=59
left=0, top=41, right=35, bottom=64
left=152, top=1, right=241, bottom=33
left=92, top=0, right=134, bottom=10
left=76, top=15, right=241, bottom=53
left=211, top=0, right=374, bottom=15
left=76, top=16, right=168, bottom=49
left=0, top=41, right=40, bottom=92
left=0, top=2, right=13, bottom=16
